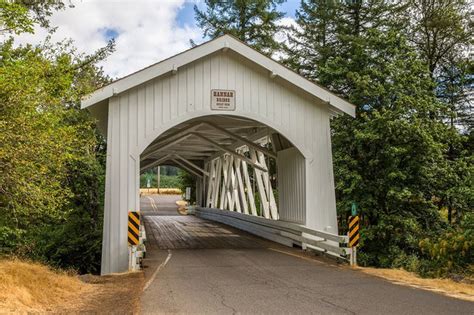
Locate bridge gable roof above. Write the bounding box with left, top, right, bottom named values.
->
left=81, top=34, right=355, bottom=117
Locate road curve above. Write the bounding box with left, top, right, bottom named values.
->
left=140, top=195, right=473, bottom=315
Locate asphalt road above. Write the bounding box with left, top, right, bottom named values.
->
left=140, top=194, right=473, bottom=315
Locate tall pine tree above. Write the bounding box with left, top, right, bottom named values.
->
left=285, top=0, right=338, bottom=81
left=194, top=0, right=286, bottom=55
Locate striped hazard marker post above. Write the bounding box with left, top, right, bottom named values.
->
left=128, top=211, right=141, bottom=271
left=348, top=215, right=360, bottom=266
left=128, top=211, right=140, bottom=246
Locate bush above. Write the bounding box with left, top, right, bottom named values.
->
left=160, top=175, right=182, bottom=189
left=418, top=213, right=473, bottom=277
left=358, top=214, right=423, bottom=269
left=178, top=170, right=196, bottom=203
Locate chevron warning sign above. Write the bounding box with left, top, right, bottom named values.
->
left=128, top=211, right=140, bottom=246
left=348, top=215, right=360, bottom=247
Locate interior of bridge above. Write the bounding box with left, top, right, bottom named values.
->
left=139, top=115, right=299, bottom=220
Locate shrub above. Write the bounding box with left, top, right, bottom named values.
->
left=418, top=213, right=473, bottom=277
left=357, top=214, right=423, bottom=268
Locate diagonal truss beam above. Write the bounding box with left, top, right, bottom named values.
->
left=206, top=128, right=271, bottom=162
left=140, top=154, right=173, bottom=172
left=141, top=122, right=204, bottom=158
left=174, top=154, right=209, bottom=176
left=201, top=122, right=277, bottom=159
left=141, top=133, right=193, bottom=160
left=172, top=159, right=203, bottom=178
left=190, top=132, right=267, bottom=172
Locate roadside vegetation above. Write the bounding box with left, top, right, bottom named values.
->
left=0, top=0, right=472, bottom=283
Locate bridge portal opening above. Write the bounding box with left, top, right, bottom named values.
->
left=139, top=115, right=305, bottom=224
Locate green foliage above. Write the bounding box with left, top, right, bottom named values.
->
left=0, top=8, right=112, bottom=273
left=0, top=1, right=34, bottom=34
left=140, top=174, right=182, bottom=189
left=408, top=0, right=474, bottom=131
left=286, top=0, right=473, bottom=277
left=178, top=170, right=196, bottom=203
left=418, top=213, right=473, bottom=277
left=0, top=0, right=66, bottom=34
left=160, top=176, right=182, bottom=189
left=194, top=0, right=286, bottom=55
left=358, top=215, right=423, bottom=269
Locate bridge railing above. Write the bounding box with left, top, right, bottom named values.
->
left=194, top=207, right=351, bottom=260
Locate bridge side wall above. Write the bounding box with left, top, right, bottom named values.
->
left=277, top=147, right=306, bottom=224
left=100, top=51, right=338, bottom=274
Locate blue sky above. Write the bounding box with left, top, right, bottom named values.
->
left=14, top=0, right=300, bottom=78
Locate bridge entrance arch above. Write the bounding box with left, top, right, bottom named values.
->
left=81, top=35, right=355, bottom=274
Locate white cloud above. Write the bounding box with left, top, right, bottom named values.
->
left=272, top=16, right=298, bottom=60
left=275, top=16, right=298, bottom=44
left=13, top=0, right=203, bottom=78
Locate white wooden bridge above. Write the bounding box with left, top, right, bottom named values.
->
left=81, top=34, right=355, bottom=275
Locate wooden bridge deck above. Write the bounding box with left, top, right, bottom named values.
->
left=143, top=215, right=268, bottom=250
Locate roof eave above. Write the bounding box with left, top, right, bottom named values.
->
left=81, top=35, right=356, bottom=117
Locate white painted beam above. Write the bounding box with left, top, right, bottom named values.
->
left=174, top=155, right=209, bottom=176
left=191, top=132, right=268, bottom=172
left=141, top=122, right=204, bottom=158
left=141, top=133, right=193, bottom=160
left=201, top=122, right=277, bottom=159
left=140, top=154, right=174, bottom=172
left=172, top=159, right=203, bottom=178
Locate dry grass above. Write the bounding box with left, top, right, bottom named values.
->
left=140, top=188, right=182, bottom=195
left=0, top=259, right=144, bottom=313
left=359, top=267, right=474, bottom=302
left=0, top=258, right=94, bottom=313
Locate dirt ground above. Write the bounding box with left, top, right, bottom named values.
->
left=57, top=272, right=145, bottom=314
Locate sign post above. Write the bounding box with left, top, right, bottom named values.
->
left=348, top=202, right=360, bottom=266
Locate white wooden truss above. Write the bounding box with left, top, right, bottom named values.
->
left=205, top=144, right=278, bottom=220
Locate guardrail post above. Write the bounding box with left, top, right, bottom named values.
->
left=349, top=245, right=357, bottom=267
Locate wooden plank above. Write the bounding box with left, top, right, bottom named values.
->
left=142, top=214, right=268, bottom=250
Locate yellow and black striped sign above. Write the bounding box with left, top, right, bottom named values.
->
left=128, top=211, right=140, bottom=246
left=348, top=215, right=360, bottom=247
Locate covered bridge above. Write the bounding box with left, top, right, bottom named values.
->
left=81, top=34, right=355, bottom=275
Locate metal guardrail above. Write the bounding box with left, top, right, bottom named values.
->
left=194, top=207, right=350, bottom=259
left=129, top=223, right=147, bottom=271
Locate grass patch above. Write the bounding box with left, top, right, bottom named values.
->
left=359, top=267, right=474, bottom=302
left=140, top=188, right=182, bottom=195
left=0, top=258, right=93, bottom=312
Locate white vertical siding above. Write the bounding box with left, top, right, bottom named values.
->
left=277, top=147, right=305, bottom=224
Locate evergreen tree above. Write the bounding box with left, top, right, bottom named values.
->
left=288, top=0, right=472, bottom=271
left=407, top=0, right=472, bottom=76
left=406, top=0, right=473, bottom=130
left=285, top=0, right=338, bottom=81
left=194, top=0, right=286, bottom=55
